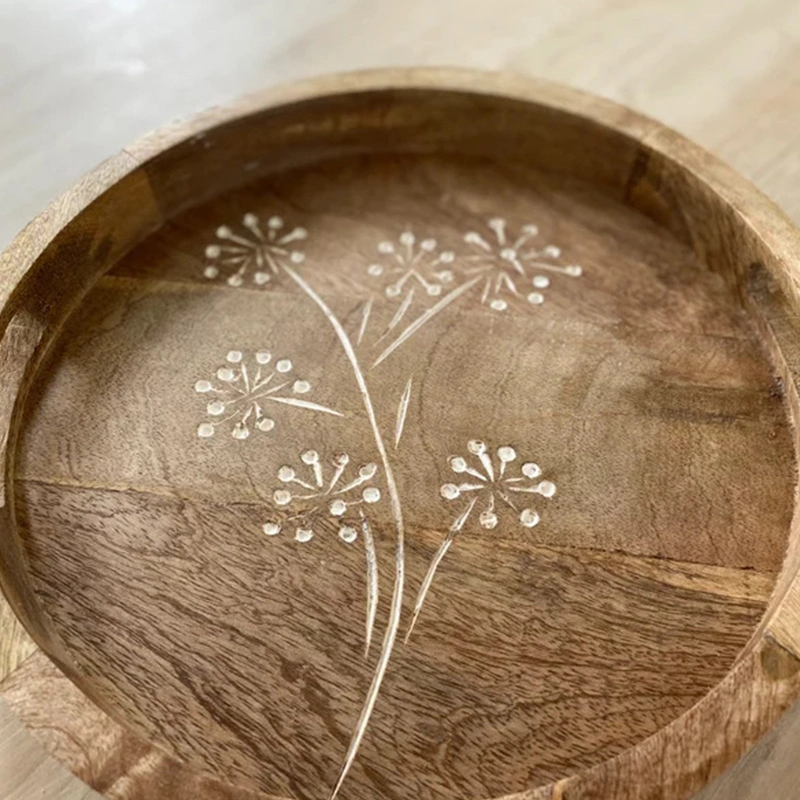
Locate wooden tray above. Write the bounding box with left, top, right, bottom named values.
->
left=2, top=69, right=800, bottom=800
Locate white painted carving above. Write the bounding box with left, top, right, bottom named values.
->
left=262, top=449, right=381, bottom=659
left=203, top=213, right=307, bottom=287
left=194, top=349, right=341, bottom=439
left=193, top=216, right=576, bottom=800
left=368, top=231, right=456, bottom=301
left=371, top=278, right=480, bottom=368
left=463, top=217, right=582, bottom=311
left=362, top=218, right=582, bottom=370
left=405, top=441, right=557, bottom=641
left=361, top=231, right=465, bottom=359
left=394, top=378, right=413, bottom=448
left=264, top=451, right=381, bottom=542
left=356, top=296, right=373, bottom=345
left=281, top=266, right=407, bottom=800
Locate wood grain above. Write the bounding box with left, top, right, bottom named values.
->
left=18, top=157, right=795, bottom=571
left=0, top=695, right=100, bottom=800
left=692, top=694, right=800, bottom=799
left=11, top=478, right=776, bottom=799
left=0, top=600, right=34, bottom=686
left=1, top=652, right=271, bottom=800
left=1, top=67, right=800, bottom=800
left=5, top=4, right=800, bottom=796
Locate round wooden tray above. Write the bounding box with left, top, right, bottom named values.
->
left=2, top=69, right=800, bottom=800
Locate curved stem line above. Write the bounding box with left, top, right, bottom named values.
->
left=394, top=377, right=413, bottom=448
left=405, top=496, right=477, bottom=643
left=360, top=513, right=379, bottom=659
left=372, top=277, right=481, bottom=368
left=283, top=266, right=405, bottom=800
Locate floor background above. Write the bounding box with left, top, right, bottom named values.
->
left=2, top=0, right=800, bottom=797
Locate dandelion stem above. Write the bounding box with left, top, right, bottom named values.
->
left=283, top=266, right=405, bottom=800
left=372, top=277, right=481, bottom=368
left=356, top=297, right=373, bottom=345
left=361, top=513, right=379, bottom=659
left=394, top=378, right=413, bottom=448
left=405, top=497, right=477, bottom=643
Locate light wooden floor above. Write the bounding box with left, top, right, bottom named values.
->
left=2, top=0, right=800, bottom=797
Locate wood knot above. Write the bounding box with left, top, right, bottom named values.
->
left=761, top=637, right=800, bottom=681
left=747, top=260, right=778, bottom=301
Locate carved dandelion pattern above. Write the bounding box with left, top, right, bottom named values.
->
left=191, top=214, right=576, bottom=797
left=361, top=232, right=457, bottom=347
left=194, top=349, right=341, bottom=440
left=203, top=213, right=307, bottom=288
left=359, top=230, right=481, bottom=364
left=368, top=231, right=456, bottom=300
left=262, top=450, right=381, bottom=656
left=406, top=440, right=557, bottom=641
left=464, top=217, right=582, bottom=311
left=440, top=440, right=556, bottom=529
left=264, top=450, right=381, bottom=543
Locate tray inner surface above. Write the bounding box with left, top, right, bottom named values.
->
left=12, top=152, right=795, bottom=800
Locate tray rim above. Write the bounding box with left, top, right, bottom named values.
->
left=2, top=67, right=800, bottom=800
